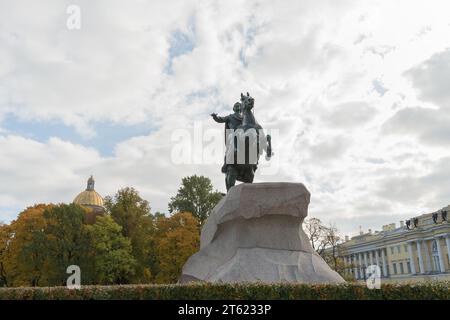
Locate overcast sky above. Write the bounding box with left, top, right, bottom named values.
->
left=1, top=0, right=450, bottom=236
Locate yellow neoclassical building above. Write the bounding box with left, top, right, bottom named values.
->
left=340, top=205, right=450, bottom=283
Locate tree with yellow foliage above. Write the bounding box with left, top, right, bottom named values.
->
left=2, top=204, right=53, bottom=286
left=0, top=222, right=10, bottom=286
left=154, top=212, right=200, bottom=283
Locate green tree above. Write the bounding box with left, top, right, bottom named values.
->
left=104, top=187, right=155, bottom=283
left=154, top=212, right=200, bottom=283
left=105, top=187, right=151, bottom=238
left=42, top=203, right=91, bottom=285
left=86, top=215, right=136, bottom=284
left=168, top=175, right=223, bottom=224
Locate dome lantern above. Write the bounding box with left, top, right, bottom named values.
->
left=87, top=175, right=95, bottom=191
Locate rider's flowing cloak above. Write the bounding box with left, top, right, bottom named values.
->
left=224, top=113, right=243, bottom=145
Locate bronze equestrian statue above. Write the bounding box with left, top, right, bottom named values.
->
left=211, top=92, right=273, bottom=191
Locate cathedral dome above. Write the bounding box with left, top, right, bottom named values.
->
left=73, top=175, right=104, bottom=209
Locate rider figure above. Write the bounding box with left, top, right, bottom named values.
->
left=211, top=102, right=242, bottom=173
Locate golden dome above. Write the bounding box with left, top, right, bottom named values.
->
left=73, top=175, right=104, bottom=208
left=73, top=190, right=104, bottom=207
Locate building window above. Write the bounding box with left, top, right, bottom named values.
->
left=393, top=263, right=397, bottom=274
left=407, top=261, right=411, bottom=273
left=391, top=247, right=394, bottom=255
left=404, top=244, right=408, bottom=253
left=397, top=245, right=401, bottom=254
left=400, top=262, right=404, bottom=274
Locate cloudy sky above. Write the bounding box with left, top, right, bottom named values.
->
left=1, top=0, right=450, bottom=236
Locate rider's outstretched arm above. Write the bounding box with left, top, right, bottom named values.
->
left=211, top=114, right=228, bottom=123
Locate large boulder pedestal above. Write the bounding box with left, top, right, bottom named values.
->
left=179, top=182, right=345, bottom=284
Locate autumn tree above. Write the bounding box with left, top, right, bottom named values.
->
left=304, top=217, right=329, bottom=255
left=3, top=204, right=53, bottom=286
left=0, top=222, right=10, bottom=286
left=85, top=215, right=136, bottom=284
left=154, top=212, right=200, bottom=283
left=1, top=185, right=211, bottom=286
left=322, top=232, right=351, bottom=279
left=321, top=224, right=344, bottom=272
left=304, top=218, right=349, bottom=277
left=168, top=175, right=223, bottom=224
left=104, top=187, right=155, bottom=283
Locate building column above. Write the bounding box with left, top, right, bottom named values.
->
left=381, top=248, right=388, bottom=277
left=364, top=252, right=369, bottom=278
left=344, top=256, right=348, bottom=275
left=375, top=249, right=380, bottom=268
left=348, top=256, right=351, bottom=277
left=353, top=255, right=358, bottom=280
left=434, top=236, right=446, bottom=273
left=369, top=251, right=374, bottom=266
left=358, top=253, right=364, bottom=279
left=346, top=256, right=351, bottom=276
left=422, top=240, right=432, bottom=272
left=445, top=235, right=450, bottom=272
left=407, top=241, right=417, bottom=274
left=416, top=240, right=425, bottom=274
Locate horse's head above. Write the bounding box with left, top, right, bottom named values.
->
left=240, top=92, right=254, bottom=111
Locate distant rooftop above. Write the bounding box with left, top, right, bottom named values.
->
left=344, top=204, right=450, bottom=244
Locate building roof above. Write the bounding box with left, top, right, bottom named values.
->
left=340, top=205, right=450, bottom=251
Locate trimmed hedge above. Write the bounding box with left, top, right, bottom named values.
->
left=0, top=282, right=448, bottom=300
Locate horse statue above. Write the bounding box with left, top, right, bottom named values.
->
left=223, top=92, right=273, bottom=191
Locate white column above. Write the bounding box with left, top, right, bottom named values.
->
left=423, top=240, right=432, bottom=272
left=364, top=252, right=369, bottom=278
left=407, top=241, right=416, bottom=274
left=346, top=256, right=351, bottom=275
left=445, top=235, right=450, bottom=272
left=381, top=248, right=388, bottom=277
left=375, top=249, right=380, bottom=267
left=434, top=236, right=446, bottom=273
left=347, top=255, right=353, bottom=274
left=369, top=251, right=374, bottom=266
left=416, top=240, right=425, bottom=274
left=344, top=256, right=348, bottom=275
left=358, top=253, right=363, bottom=279
left=353, top=255, right=358, bottom=279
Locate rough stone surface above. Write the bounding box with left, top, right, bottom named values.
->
left=179, top=182, right=345, bottom=284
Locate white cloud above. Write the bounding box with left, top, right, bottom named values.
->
left=322, top=101, right=377, bottom=128
left=405, top=48, right=450, bottom=109
left=383, top=107, right=450, bottom=147
left=0, top=135, right=103, bottom=221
